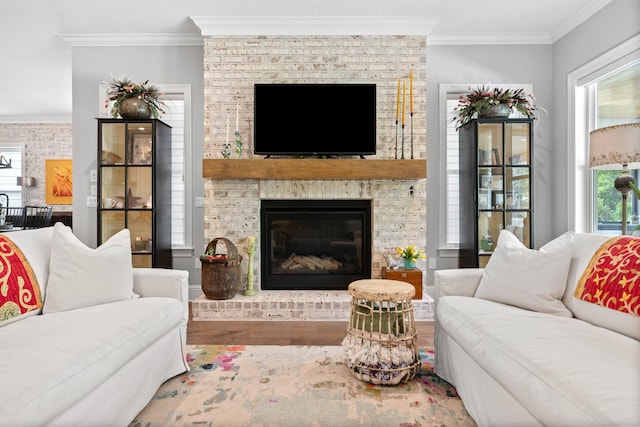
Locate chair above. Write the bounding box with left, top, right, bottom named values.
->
left=4, top=207, right=26, bottom=228
left=23, top=206, right=53, bottom=229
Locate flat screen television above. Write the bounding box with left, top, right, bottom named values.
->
left=254, top=83, right=376, bottom=157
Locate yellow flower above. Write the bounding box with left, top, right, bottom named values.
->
left=396, top=245, right=427, bottom=262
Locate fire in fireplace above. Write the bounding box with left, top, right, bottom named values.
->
left=260, top=199, right=372, bottom=290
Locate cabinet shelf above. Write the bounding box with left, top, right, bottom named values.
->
left=202, top=159, right=426, bottom=180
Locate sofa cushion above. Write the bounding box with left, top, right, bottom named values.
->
left=574, top=235, right=640, bottom=315
left=563, top=233, right=640, bottom=340
left=437, top=295, right=640, bottom=426
left=1, top=227, right=54, bottom=300
left=475, top=230, right=573, bottom=317
left=44, top=223, right=134, bottom=314
left=0, top=297, right=184, bottom=425
left=0, top=235, right=42, bottom=327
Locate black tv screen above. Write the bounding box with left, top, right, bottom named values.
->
left=254, top=83, right=376, bottom=156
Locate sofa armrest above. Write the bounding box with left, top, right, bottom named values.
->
left=133, top=268, right=190, bottom=346
left=133, top=268, right=189, bottom=301
left=434, top=268, right=483, bottom=302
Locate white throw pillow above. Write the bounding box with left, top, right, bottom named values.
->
left=475, top=230, right=574, bottom=317
left=43, top=223, right=134, bottom=314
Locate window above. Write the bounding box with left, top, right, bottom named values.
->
left=438, top=83, right=533, bottom=250
left=0, top=144, right=24, bottom=207
left=589, top=61, right=640, bottom=235
left=100, top=84, right=193, bottom=250
left=568, top=34, right=639, bottom=233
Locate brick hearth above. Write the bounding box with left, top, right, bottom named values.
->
left=192, top=291, right=434, bottom=321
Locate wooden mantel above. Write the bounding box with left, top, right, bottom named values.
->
left=202, top=159, right=426, bottom=180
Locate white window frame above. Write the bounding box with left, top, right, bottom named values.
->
left=438, top=83, right=533, bottom=255
left=567, top=34, right=640, bottom=233
left=98, top=84, right=193, bottom=254
left=0, top=143, right=25, bottom=207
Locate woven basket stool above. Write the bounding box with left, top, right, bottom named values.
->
left=343, top=279, right=420, bottom=385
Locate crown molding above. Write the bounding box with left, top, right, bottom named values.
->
left=428, top=32, right=552, bottom=45
left=60, top=33, right=203, bottom=46
left=190, top=16, right=438, bottom=36
left=549, top=0, right=613, bottom=43
left=0, top=114, right=72, bottom=124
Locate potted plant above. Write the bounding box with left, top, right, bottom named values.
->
left=396, top=245, right=426, bottom=269
left=105, top=76, right=164, bottom=119
left=453, top=85, right=539, bottom=129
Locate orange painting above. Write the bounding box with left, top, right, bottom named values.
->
left=46, top=159, right=72, bottom=204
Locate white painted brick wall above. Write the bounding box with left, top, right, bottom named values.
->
left=202, top=35, right=427, bottom=291
left=0, top=123, right=73, bottom=208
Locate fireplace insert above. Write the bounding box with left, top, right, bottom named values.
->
left=260, top=199, right=372, bottom=290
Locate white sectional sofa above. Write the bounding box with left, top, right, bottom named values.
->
left=434, top=231, right=640, bottom=427
left=0, top=224, right=190, bottom=426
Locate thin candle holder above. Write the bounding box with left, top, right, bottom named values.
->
left=401, top=124, right=406, bottom=160
left=235, top=131, right=242, bottom=159
left=222, top=143, right=231, bottom=159
left=410, top=112, right=414, bottom=159
left=395, top=120, right=399, bottom=159
left=244, top=243, right=257, bottom=296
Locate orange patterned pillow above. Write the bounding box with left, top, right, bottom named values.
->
left=0, top=235, right=42, bottom=323
left=574, top=236, right=640, bottom=316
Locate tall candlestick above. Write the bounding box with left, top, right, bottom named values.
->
left=409, top=69, right=413, bottom=114
left=402, top=80, right=406, bottom=126
left=395, top=78, right=400, bottom=123
left=235, top=101, right=239, bottom=132
left=226, top=115, right=230, bottom=145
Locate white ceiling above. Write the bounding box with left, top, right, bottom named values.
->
left=0, top=0, right=613, bottom=122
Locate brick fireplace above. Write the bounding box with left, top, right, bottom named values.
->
left=200, top=34, right=427, bottom=297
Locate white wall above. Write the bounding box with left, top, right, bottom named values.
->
left=425, top=44, right=553, bottom=279
left=71, top=44, right=205, bottom=284
left=551, top=0, right=640, bottom=236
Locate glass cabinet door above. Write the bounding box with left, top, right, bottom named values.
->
left=98, top=120, right=162, bottom=269
left=463, top=119, right=533, bottom=268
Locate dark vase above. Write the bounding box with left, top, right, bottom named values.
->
left=478, top=104, right=511, bottom=118
left=117, top=97, right=152, bottom=119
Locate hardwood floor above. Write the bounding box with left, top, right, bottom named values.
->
left=187, top=305, right=435, bottom=347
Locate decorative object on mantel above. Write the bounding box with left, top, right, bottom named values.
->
left=235, top=101, right=242, bottom=158
left=394, top=69, right=415, bottom=159
left=244, top=236, right=257, bottom=296
left=200, top=237, right=243, bottom=300
left=396, top=245, right=426, bottom=270
left=453, top=85, right=539, bottom=129
left=222, top=115, right=231, bottom=158
left=105, top=75, right=164, bottom=119
left=410, top=68, right=414, bottom=160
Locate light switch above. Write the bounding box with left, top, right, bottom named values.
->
left=87, top=196, right=97, bottom=207
left=90, top=169, right=97, bottom=182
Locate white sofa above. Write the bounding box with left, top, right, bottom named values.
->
left=434, top=231, right=640, bottom=427
left=0, top=225, right=190, bottom=426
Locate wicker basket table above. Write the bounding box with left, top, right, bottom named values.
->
left=343, top=279, right=420, bottom=385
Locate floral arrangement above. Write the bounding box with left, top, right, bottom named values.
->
left=105, top=76, right=164, bottom=119
left=453, top=85, right=538, bottom=129
left=396, top=245, right=426, bottom=262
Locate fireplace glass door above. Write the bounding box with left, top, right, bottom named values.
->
left=261, top=200, right=372, bottom=290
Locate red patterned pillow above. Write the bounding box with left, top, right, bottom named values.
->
left=574, top=236, right=640, bottom=316
left=0, top=235, right=42, bottom=324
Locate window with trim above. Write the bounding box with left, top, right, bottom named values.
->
left=589, top=61, right=640, bottom=235
left=439, top=83, right=533, bottom=249
left=0, top=144, right=24, bottom=207
left=101, top=84, right=192, bottom=250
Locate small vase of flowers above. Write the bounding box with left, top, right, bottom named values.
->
left=105, top=76, right=164, bottom=119
left=453, top=85, right=538, bottom=129
left=396, top=245, right=426, bottom=269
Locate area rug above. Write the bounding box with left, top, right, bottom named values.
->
left=130, top=345, right=475, bottom=427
